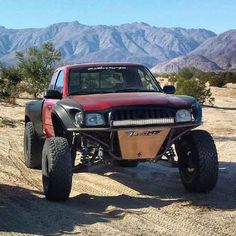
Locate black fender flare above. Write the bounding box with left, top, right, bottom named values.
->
left=51, top=104, right=79, bottom=135
left=25, top=100, right=44, bottom=138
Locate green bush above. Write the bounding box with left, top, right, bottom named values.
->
left=224, top=72, right=236, bottom=84
left=175, top=67, right=204, bottom=80
left=176, top=68, right=195, bottom=80
left=176, top=78, right=214, bottom=105
left=165, top=68, right=236, bottom=86
left=0, top=65, right=22, bottom=102
left=16, top=42, right=61, bottom=97
left=208, top=75, right=227, bottom=87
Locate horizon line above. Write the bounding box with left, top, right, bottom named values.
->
left=0, top=20, right=228, bottom=34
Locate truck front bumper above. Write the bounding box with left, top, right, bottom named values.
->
left=67, top=122, right=201, bottom=161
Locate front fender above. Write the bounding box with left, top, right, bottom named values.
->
left=51, top=103, right=81, bottom=132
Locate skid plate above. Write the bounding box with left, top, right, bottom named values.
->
left=118, top=128, right=170, bottom=160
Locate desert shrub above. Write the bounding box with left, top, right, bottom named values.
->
left=162, top=68, right=236, bottom=90
left=0, top=64, right=22, bottom=102
left=175, top=67, right=207, bottom=81
left=176, top=68, right=195, bottom=80
left=208, top=75, right=227, bottom=87
left=224, top=72, right=236, bottom=84
left=16, top=42, right=61, bottom=97
left=191, top=68, right=205, bottom=80
left=196, top=70, right=236, bottom=86
left=176, top=78, right=214, bottom=105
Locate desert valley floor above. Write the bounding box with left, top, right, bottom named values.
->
left=0, top=85, right=236, bottom=236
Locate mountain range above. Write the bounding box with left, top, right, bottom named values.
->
left=0, top=21, right=235, bottom=72
left=152, top=30, right=236, bottom=73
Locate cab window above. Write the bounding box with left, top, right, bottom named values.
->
left=54, top=71, right=64, bottom=93
left=138, top=69, right=156, bottom=90
left=49, top=71, right=58, bottom=90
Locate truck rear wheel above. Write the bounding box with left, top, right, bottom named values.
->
left=24, top=122, right=43, bottom=169
left=42, top=137, right=72, bottom=201
left=175, top=130, right=218, bottom=193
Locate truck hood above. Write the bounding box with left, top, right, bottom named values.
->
left=66, top=92, right=196, bottom=111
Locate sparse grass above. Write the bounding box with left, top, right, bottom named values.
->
left=0, top=116, right=23, bottom=128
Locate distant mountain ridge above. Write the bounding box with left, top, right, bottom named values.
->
left=0, top=21, right=216, bottom=67
left=151, top=30, right=236, bottom=73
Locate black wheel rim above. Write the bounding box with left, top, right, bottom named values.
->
left=179, top=141, right=198, bottom=183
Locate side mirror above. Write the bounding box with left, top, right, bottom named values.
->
left=44, top=90, right=62, bottom=99
left=163, top=85, right=176, bottom=94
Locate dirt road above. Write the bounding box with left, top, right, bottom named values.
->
left=0, top=87, right=236, bottom=235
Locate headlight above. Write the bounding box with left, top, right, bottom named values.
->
left=75, top=112, right=83, bottom=126
left=176, top=109, right=192, bottom=122
left=85, top=113, right=105, bottom=126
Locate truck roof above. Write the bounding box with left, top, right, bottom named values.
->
left=56, top=62, right=145, bottom=71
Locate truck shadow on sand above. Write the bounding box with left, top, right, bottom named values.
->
left=1, top=184, right=173, bottom=235
left=89, top=160, right=236, bottom=211
left=0, top=161, right=236, bottom=235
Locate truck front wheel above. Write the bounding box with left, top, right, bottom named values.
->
left=42, top=137, right=72, bottom=201
left=175, top=130, right=218, bottom=193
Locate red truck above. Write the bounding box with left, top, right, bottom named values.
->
left=24, top=63, right=218, bottom=201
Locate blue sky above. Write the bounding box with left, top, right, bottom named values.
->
left=0, top=0, right=235, bottom=33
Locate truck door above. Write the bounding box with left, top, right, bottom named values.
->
left=42, top=70, right=64, bottom=137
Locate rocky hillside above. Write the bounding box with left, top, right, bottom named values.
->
left=0, top=21, right=215, bottom=67
left=152, top=30, right=236, bottom=73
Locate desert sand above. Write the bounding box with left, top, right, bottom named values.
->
left=0, top=86, right=236, bottom=236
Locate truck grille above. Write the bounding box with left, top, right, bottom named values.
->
left=111, top=107, right=176, bottom=121
left=110, top=107, right=176, bottom=127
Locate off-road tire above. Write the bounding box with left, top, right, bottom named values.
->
left=115, top=160, right=139, bottom=168
left=24, top=122, right=43, bottom=169
left=42, top=137, right=73, bottom=201
left=175, top=130, right=218, bottom=193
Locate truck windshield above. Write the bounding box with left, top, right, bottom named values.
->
left=68, top=66, right=161, bottom=95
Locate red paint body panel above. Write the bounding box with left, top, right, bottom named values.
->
left=42, top=98, right=59, bottom=137
left=68, top=92, right=192, bottom=111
